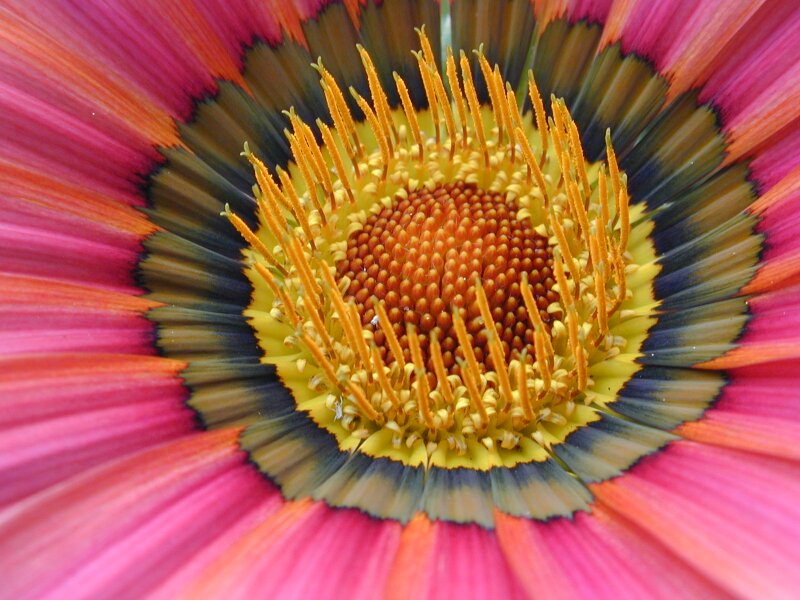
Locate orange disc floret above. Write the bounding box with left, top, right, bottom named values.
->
left=337, top=181, right=560, bottom=376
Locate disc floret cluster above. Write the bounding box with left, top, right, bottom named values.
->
left=227, top=31, right=638, bottom=466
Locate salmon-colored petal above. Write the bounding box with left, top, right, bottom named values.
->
left=599, top=0, right=800, bottom=176
left=566, top=0, right=614, bottom=23
left=5, top=1, right=217, bottom=120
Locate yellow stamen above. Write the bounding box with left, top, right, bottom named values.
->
left=416, top=25, right=438, bottom=67
left=317, top=119, right=355, bottom=205
left=605, top=129, right=621, bottom=221
left=492, top=66, right=514, bottom=148
left=430, top=334, right=455, bottom=407
left=351, top=87, right=390, bottom=179
left=461, top=363, right=487, bottom=428
left=286, top=236, right=321, bottom=300
left=345, top=380, right=383, bottom=422
left=347, top=302, right=373, bottom=374
left=413, top=50, right=440, bottom=144
left=475, top=279, right=515, bottom=409
left=516, top=358, right=533, bottom=421
left=445, top=47, right=469, bottom=145
left=549, top=101, right=570, bottom=184
left=520, top=272, right=554, bottom=359
left=476, top=50, right=504, bottom=143
left=549, top=213, right=581, bottom=289
left=598, top=165, right=610, bottom=227
left=460, top=51, right=488, bottom=166
left=357, top=44, right=398, bottom=147
left=407, top=326, right=436, bottom=429
left=287, top=131, right=327, bottom=226
left=302, top=331, right=340, bottom=387
left=590, top=233, right=608, bottom=337
left=254, top=191, right=285, bottom=246
left=319, top=264, right=368, bottom=368
left=568, top=116, right=591, bottom=200
left=374, top=300, right=406, bottom=371
left=248, top=153, right=292, bottom=212
left=527, top=73, right=549, bottom=163
left=253, top=262, right=299, bottom=326
left=277, top=167, right=316, bottom=251
left=223, top=206, right=287, bottom=276
left=394, top=72, right=424, bottom=161
left=316, top=62, right=362, bottom=158
left=515, top=127, right=548, bottom=205
left=505, top=85, right=524, bottom=163
left=287, top=110, right=334, bottom=200
left=429, top=62, right=458, bottom=155
left=254, top=167, right=289, bottom=233
left=617, top=178, right=631, bottom=253
left=533, top=329, right=552, bottom=391
left=372, top=343, right=401, bottom=409
left=609, top=246, right=628, bottom=316
left=575, top=342, right=588, bottom=392
left=553, top=252, right=575, bottom=308
left=452, top=307, right=489, bottom=423
left=567, top=179, right=592, bottom=252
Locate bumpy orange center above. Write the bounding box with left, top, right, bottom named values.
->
left=337, top=181, right=560, bottom=376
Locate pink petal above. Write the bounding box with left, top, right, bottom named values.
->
left=0, top=428, right=246, bottom=598
left=700, top=283, right=800, bottom=369
left=383, top=515, right=528, bottom=599
left=677, top=362, right=800, bottom=460
left=0, top=275, right=159, bottom=354
left=46, top=464, right=277, bottom=599
left=185, top=501, right=403, bottom=600
left=602, top=0, right=764, bottom=90
left=0, top=223, right=142, bottom=293
left=495, top=508, right=721, bottom=599
left=592, top=441, right=800, bottom=598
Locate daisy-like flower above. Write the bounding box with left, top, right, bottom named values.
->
left=1, top=0, right=799, bottom=597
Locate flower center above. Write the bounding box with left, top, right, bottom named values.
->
left=338, top=181, right=559, bottom=378
left=229, top=30, right=658, bottom=469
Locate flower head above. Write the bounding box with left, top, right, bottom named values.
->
left=1, top=1, right=800, bottom=598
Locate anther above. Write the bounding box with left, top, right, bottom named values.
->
left=445, top=47, right=469, bottom=146
left=516, top=358, right=533, bottom=421
left=460, top=51, right=489, bottom=166
left=407, top=326, right=436, bottom=429
left=527, top=73, right=549, bottom=164
left=222, top=205, right=287, bottom=276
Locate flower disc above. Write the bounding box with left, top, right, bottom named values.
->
left=139, top=13, right=759, bottom=527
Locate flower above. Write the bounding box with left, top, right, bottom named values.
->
left=1, top=0, right=799, bottom=598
